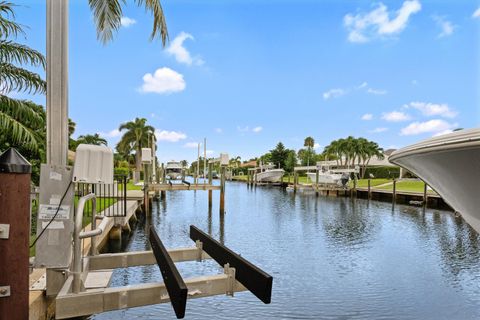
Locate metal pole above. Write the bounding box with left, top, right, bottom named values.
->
left=0, top=148, right=31, bottom=318
left=151, top=135, right=156, bottom=184
left=46, top=0, right=69, bottom=166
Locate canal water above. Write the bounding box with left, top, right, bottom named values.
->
left=92, top=181, right=480, bottom=320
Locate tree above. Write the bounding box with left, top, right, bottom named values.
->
left=89, top=0, right=168, bottom=45
left=0, top=2, right=46, bottom=151
left=180, top=160, right=188, bottom=168
left=284, top=150, right=297, bottom=173
left=303, top=136, right=315, bottom=167
left=270, top=142, right=289, bottom=169
left=76, top=133, right=107, bottom=146
left=117, top=118, right=155, bottom=183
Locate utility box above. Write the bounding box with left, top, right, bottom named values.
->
left=220, top=153, right=229, bottom=166
left=142, top=148, right=152, bottom=163
left=72, top=144, right=113, bottom=184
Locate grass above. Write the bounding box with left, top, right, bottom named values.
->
left=376, top=180, right=437, bottom=194
left=350, top=178, right=391, bottom=188
left=126, top=181, right=142, bottom=191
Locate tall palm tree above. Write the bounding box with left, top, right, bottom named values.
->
left=88, top=0, right=168, bottom=45
left=0, top=2, right=46, bottom=151
left=303, top=136, right=315, bottom=167
left=117, top=118, right=154, bottom=182
left=76, top=133, right=107, bottom=146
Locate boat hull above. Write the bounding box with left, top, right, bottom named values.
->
left=389, top=128, right=480, bottom=233
left=254, top=169, right=284, bottom=183
left=166, top=172, right=182, bottom=180
left=307, top=172, right=343, bottom=185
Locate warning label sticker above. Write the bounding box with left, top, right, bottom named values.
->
left=38, top=204, right=71, bottom=220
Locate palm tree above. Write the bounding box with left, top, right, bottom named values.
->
left=0, top=2, right=46, bottom=151
left=88, top=0, right=168, bottom=45
left=117, top=118, right=154, bottom=183
left=303, top=136, right=315, bottom=167
left=76, top=133, right=107, bottom=146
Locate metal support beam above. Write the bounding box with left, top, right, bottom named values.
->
left=149, top=226, right=187, bottom=319
left=46, top=0, right=69, bottom=166
left=189, top=226, right=273, bottom=304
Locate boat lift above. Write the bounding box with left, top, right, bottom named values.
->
left=39, top=146, right=272, bottom=319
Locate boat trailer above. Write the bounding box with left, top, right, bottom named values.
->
left=55, top=219, right=272, bottom=319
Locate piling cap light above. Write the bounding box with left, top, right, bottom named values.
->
left=72, top=144, right=113, bottom=184
left=0, top=148, right=31, bottom=174
left=142, top=148, right=152, bottom=163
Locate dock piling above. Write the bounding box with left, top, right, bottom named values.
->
left=368, top=179, right=371, bottom=199
left=392, top=179, right=397, bottom=204
left=0, top=148, right=31, bottom=319
left=220, top=166, right=226, bottom=214
left=423, top=182, right=428, bottom=207
left=208, top=163, right=213, bottom=209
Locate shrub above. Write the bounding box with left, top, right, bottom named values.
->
left=364, top=166, right=400, bottom=179
left=114, top=167, right=130, bottom=177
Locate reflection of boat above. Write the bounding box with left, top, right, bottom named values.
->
left=389, top=128, right=480, bottom=233
left=307, top=167, right=350, bottom=187
left=165, top=161, right=182, bottom=180
left=254, top=164, right=284, bottom=183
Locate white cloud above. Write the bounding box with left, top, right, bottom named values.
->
left=120, top=17, right=136, bottom=27
left=323, top=88, right=346, bottom=100
left=237, top=126, right=250, bottom=132
left=407, top=101, right=457, bottom=118
left=382, top=111, right=411, bottom=122
left=166, top=32, right=204, bottom=66
left=370, top=127, right=388, bottom=133
left=215, top=128, right=223, bottom=133
left=155, top=129, right=187, bottom=142
left=98, top=129, right=122, bottom=138
left=367, top=88, right=387, bottom=95
left=433, top=16, right=454, bottom=38
left=313, top=143, right=322, bottom=150
left=252, top=126, right=263, bottom=133
left=184, top=142, right=199, bottom=148
left=140, top=67, right=186, bottom=94
left=473, top=8, right=480, bottom=18
left=400, top=119, right=455, bottom=135
left=357, top=82, right=368, bottom=89
left=361, top=113, right=373, bottom=120
left=344, top=0, right=421, bottom=43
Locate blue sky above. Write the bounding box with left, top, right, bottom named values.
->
left=13, top=0, right=480, bottom=163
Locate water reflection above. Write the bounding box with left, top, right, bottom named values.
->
left=92, top=182, right=480, bottom=320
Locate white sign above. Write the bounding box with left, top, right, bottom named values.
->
left=38, top=204, right=71, bottom=220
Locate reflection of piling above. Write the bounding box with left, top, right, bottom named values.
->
left=0, top=148, right=31, bottom=319
left=208, top=163, right=213, bottom=209
left=220, top=166, right=226, bottom=214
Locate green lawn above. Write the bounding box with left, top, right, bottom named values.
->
left=376, top=180, right=436, bottom=194
left=125, top=181, right=143, bottom=190
left=351, top=178, right=391, bottom=188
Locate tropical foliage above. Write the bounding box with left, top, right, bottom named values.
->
left=76, top=133, right=107, bottom=146
left=0, top=2, right=46, bottom=151
left=116, top=117, right=155, bottom=182
left=88, top=0, right=168, bottom=44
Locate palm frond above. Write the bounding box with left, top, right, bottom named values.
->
left=135, top=0, right=168, bottom=45
left=0, top=2, right=24, bottom=39
left=0, top=62, right=46, bottom=94
left=0, top=110, right=38, bottom=151
left=0, top=94, right=43, bottom=124
left=0, top=40, right=45, bottom=68
left=88, top=0, right=125, bottom=44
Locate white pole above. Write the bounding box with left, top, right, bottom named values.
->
left=151, top=135, right=156, bottom=183
left=46, top=0, right=69, bottom=166
left=197, top=143, right=200, bottom=184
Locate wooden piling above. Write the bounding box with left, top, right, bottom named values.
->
left=0, top=148, right=31, bottom=319
left=368, top=179, right=371, bottom=199
left=220, top=166, right=226, bottom=214
left=392, top=179, right=397, bottom=204
left=294, top=172, right=298, bottom=193
left=423, top=182, right=428, bottom=207
left=315, top=169, right=319, bottom=197
left=208, top=163, right=213, bottom=208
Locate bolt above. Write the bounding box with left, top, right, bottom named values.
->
left=0, top=288, right=7, bottom=295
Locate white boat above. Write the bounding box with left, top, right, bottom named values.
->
left=389, top=128, right=480, bottom=233
left=307, top=167, right=350, bottom=187
left=165, top=161, right=182, bottom=180
left=254, top=164, right=284, bottom=183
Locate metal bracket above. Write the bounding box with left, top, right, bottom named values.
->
left=0, top=286, right=11, bottom=297
left=0, top=224, right=9, bottom=239
left=224, top=264, right=236, bottom=297
left=195, top=240, right=203, bottom=262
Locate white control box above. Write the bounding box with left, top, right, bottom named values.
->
left=220, top=153, right=229, bottom=166
left=72, top=144, right=113, bottom=184
left=142, top=148, right=152, bottom=163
